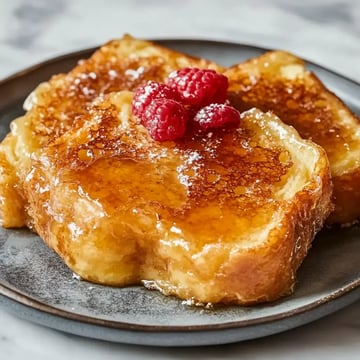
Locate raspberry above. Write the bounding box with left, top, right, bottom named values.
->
left=193, top=104, right=240, bottom=131
left=166, top=68, right=229, bottom=108
left=132, top=81, right=178, bottom=118
left=141, top=98, right=188, bottom=141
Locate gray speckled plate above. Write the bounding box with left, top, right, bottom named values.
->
left=0, top=40, right=360, bottom=347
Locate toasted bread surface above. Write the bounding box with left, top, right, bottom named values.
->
left=0, top=35, right=223, bottom=228
left=225, top=51, right=360, bottom=225
left=23, top=91, right=332, bottom=305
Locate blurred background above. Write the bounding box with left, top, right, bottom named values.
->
left=0, top=0, right=359, bottom=81
left=0, top=1, right=359, bottom=359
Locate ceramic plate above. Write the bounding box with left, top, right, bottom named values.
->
left=0, top=40, right=359, bottom=347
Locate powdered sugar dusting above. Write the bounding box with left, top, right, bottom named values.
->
left=125, top=66, right=145, bottom=80
left=194, top=103, right=240, bottom=130
left=108, top=69, right=117, bottom=79
left=177, top=150, right=203, bottom=190
left=195, top=103, right=227, bottom=125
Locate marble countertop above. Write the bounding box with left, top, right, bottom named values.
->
left=0, top=0, right=359, bottom=358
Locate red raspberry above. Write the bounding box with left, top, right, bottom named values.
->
left=166, top=68, right=229, bottom=108
left=193, top=104, right=240, bottom=131
left=132, top=81, right=178, bottom=118
left=142, top=98, right=188, bottom=141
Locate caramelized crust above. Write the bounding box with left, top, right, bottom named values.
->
left=0, top=37, right=338, bottom=304
left=0, top=35, right=223, bottom=227
left=23, top=91, right=332, bottom=305
left=225, top=51, right=360, bottom=225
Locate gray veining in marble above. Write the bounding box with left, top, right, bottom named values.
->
left=0, top=0, right=359, bottom=358
left=0, top=0, right=359, bottom=81
left=6, top=0, right=68, bottom=49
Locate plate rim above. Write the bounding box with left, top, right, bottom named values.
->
left=1, top=274, right=359, bottom=332
left=0, top=38, right=359, bottom=87
left=0, top=38, right=359, bottom=337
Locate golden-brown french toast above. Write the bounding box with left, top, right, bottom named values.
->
left=0, top=35, right=223, bottom=228
left=23, top=91, right=332, bottom=305
left=225, top=51, right=360, bottom=225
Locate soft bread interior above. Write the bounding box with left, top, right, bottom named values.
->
left=23, top=91, right=332, bottom=304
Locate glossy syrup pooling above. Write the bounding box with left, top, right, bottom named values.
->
left=47, top=93, right=292, bottom=250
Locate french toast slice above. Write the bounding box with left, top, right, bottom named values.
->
left=0, top=35, right=223, bottom=228
left=23, top=91, right=332, bottom=305
left=225, top=51, right=360, bottom=225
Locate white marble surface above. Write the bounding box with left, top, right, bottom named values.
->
left=0, top=0, right=359, bottom=358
